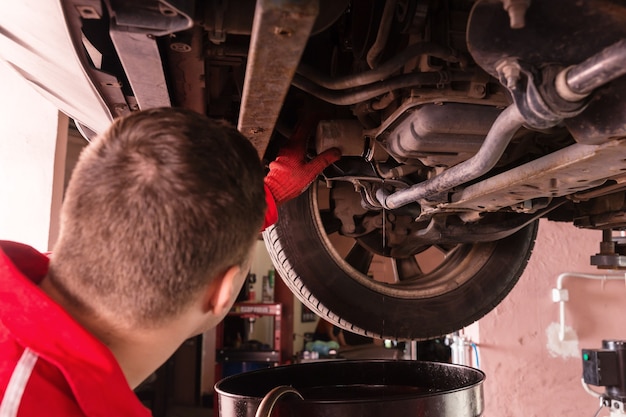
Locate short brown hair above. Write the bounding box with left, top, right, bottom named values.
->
left=49, top=108, right=266, bottom=327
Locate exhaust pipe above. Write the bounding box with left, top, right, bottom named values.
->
left=377, top=105, right=524, bottom=210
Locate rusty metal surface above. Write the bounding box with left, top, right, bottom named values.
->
left=165, top=26, right=206, bottom=113
left=237, top=0, right=319, bottom=156
left=441, top=139, right=626, bottom=213
left=565, top=77, right=626, bottom=145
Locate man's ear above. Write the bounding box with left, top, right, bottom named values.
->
left=202, top=265, right=242, bottom=317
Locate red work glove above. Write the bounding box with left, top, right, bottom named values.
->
left=264, top=121, right=341, bottom=207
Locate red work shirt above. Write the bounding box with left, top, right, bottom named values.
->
left=0, top=241, right=150, bottom=417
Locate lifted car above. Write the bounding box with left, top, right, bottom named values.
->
left=2, top=0, right=625, bottom=339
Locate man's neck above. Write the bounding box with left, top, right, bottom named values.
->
left=97, top=319, right=195, bottom=388
left=39, top=276, right=199, bottom=388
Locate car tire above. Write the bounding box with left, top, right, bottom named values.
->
left=263, top=181, right=539, bottom=340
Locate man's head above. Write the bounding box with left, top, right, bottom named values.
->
left=49, top=108, right=266, bottom=329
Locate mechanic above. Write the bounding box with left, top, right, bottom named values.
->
left=0, top=107, right=340, bottom=416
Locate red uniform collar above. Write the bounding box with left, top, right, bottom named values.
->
left=0, top=241, right=149, bottom=417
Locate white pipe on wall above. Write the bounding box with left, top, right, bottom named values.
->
left=552, top=272, right=626, bottom=341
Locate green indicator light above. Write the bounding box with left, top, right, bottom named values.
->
left=583, top=353, right=590, bottom=361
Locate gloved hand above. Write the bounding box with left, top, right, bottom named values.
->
left=264, top=120, right=341, bottom=206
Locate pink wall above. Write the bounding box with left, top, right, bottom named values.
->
left=478, top=219, right=626, bottom=416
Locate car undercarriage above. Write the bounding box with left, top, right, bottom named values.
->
left=2, top=0, right=626, bottom=339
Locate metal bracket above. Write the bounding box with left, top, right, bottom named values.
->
left=106, top=0, right=195, bottom=109
left=237, top=0, right=319, bottom=156
left=591, top=230, right=626, bottom=270
left=600, top=397, right=626, bottom=416
left=110, top=0, right=194, bottom=36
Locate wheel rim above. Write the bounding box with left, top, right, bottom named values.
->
left=311, top=181, right=499, bottom=299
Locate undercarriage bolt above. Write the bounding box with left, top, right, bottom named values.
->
left=502, top=0, right=531, bottom=29
left=495, top=58, right=521, bottom=90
